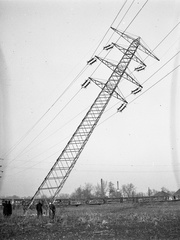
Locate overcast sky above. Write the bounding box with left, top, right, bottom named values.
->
left=0, top=0, right=180, bottom=197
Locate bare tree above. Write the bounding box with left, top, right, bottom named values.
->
left=122, top=183, right=136, bottom=198
left=161, top=187, right=170, bottom=193
left=71, top=183, right=94, bottom=199
left=151, top=189, right=158, bottom=196
left=148, top=187, right=153, bottom=196
left=94, top=184, right=101, bottom=197
left=108, top=181, right=116, bottom=198
left=94, top=179, right=108, bottom=197
left=83, top=183, right=94, bottom=198
left=59, top=193, right=70, bottom=199
left=71, top=186, right=83, bottom=199
left=136, top=192, right=144, bottom=197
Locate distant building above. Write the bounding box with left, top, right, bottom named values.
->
left=174, top=189, right=180, bottom=200
left=154, top=191, right=171, bottom=200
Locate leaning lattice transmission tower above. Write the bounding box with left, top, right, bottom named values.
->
left=27, top=28, right=159, bottom=209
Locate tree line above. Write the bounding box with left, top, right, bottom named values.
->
left=59, top=180, right=174, bottom=199
left=1, top=180, right=175, bottom=200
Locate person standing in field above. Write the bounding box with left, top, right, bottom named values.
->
left=7, top=200, right=12, bottom=217
left=36, top=201, right=43, bottom=218
left=2, top=200, right=8, bottom=217
left=49, top=202, right=56, bottom=219
left=22, top=200, right=27, bottom=215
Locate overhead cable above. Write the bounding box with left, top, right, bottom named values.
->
left=91, top=0, right=149, bottom=79
left=2, top=1, right=130, bottom=166
left=7, top=62, right=180, bottom=176
left=129, top=65, right=180, bottom=104
left=2, top=1, right=132, bottom=161
left=99, top=64, right=180, bottom=126
left=142, top=50, right=180, bottom=85
left=143, top=21, right=180, bottom=62
left=105, top=0, right=135, bottom=46
left=1, top=64, right=87, bottom=160
left=90, top=0, right=128, bottom=58
left=6, top=89, right=82, bottom=166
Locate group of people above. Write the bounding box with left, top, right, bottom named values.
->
left=36, top=201, right=56, bottom=219
left=2, top=200, right=12, bottom=217
left=2, top=199, right=55, bottom=219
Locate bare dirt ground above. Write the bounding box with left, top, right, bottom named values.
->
left=1, top=201, right=180, bottom=240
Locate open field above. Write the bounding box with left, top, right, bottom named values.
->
left=1, top=201, right=180, bottom=240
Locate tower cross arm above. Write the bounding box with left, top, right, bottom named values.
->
left=138, top=43, right=160, bottom=61
left=111, top=27, right=135, bottom=43
left=122, top=72, right=142, bottom=88
left=112, top=43, right=146, bottom=68
left=111, top=27, right=159, bottom=61
left=89, top=77, right=127, bottom=102
left=95, top=56, right=116, bottom=72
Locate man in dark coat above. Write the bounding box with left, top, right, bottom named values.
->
left=2, top=200, right=8, bottom=217
left=2, top=200, right=12, bottom=217
left=36, top=201, right=43, bottom=218
left=7, top=201, right=12, bottom=217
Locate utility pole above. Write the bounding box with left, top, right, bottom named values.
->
left=27, top=28, right=159, bottom=210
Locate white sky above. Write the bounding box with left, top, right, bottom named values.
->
left=0, top=0, right=180, bottom=197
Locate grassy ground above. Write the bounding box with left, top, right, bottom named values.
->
left=0, top=201, right=180, bottom=240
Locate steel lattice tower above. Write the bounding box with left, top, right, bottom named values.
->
left=27, top=28, right=159, bottom=209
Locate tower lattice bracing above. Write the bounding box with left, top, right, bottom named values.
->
left=27, top=29, right=159, bottom=209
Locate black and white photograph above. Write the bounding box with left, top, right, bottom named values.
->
left=0, top=0, right=180, bottom=239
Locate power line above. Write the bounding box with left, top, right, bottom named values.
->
left=5, top=149, right=61, bottom=177
left=104, top=0, right=135, bottom=46
left=1, top=0, right=133, bottom=162
left=13, top=49, right=180, bottom=170
left=122, top=0, right=148, bottom=34
left=142, top=50, right=180, bottom=85
left=129, top=65, right=180, bottom=104
left=90, top=0, right=149, bottom=79
left=89, top=1, right=136, bottom=78
left=8, top=134, right=71, bottom=169
left=90, top=0, right=128, bottom=58
left=92, top=22, right=180, bottom=125
left=3, top=0, right=169, bottom=179
left=6, top=62, right=180, bottom=177
left=97, top=19, right=180, bottom=124
left=5, top=8, right=156, bottom=191
left=153, top=22, right=180, bottom=52
left=1, top=65, right=87, bottom=159
left=92, top=1, right=178, bottom=89
left=6, top=20, right=178, bottom=173
left=4, top=2, right=133, bottom=166
left=12, top=106, right=90, bottom=160
left=4, top=1, right=171, bottom=171
left=2, top=2, right=133, bottom=168
left=99, top=64, right=180, bottom=126
left=7, top=161, right=180, bottom=178
left=143, top=21, right=180, bottom=63
left=5, top=58, right=180, bottom=177
left=6, top=89, right=82, bottom=166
